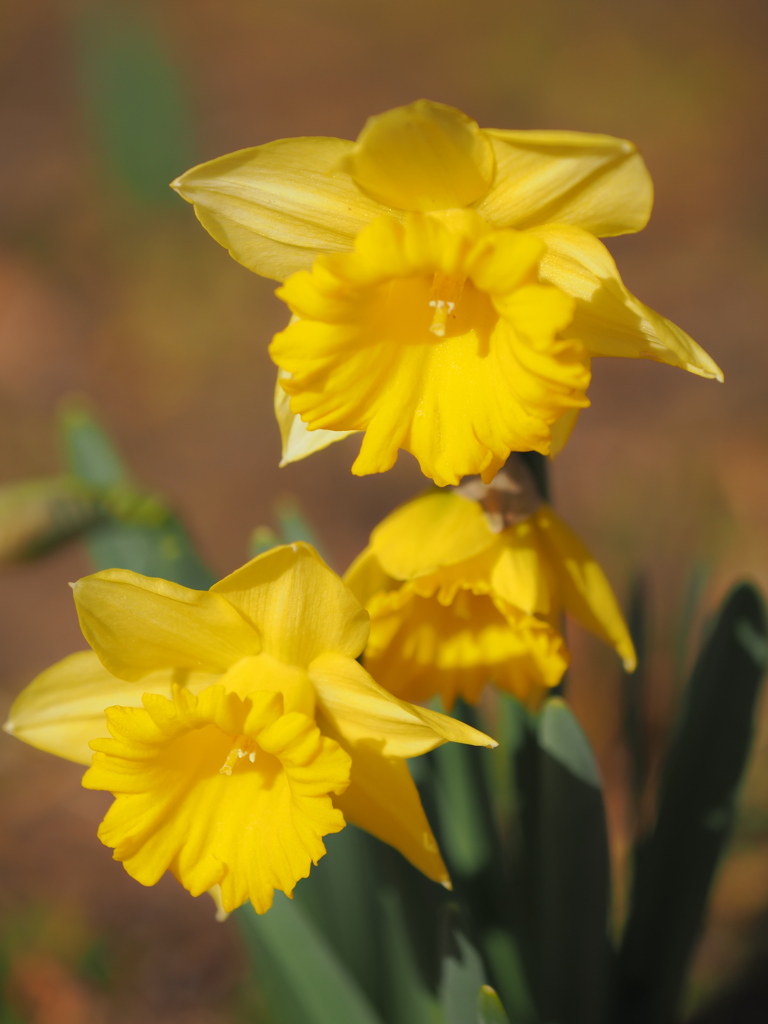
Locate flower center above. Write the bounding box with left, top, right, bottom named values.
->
left=428, top=272, right=467, bottom=337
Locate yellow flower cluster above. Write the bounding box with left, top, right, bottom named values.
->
left=5, top=100, right=717, bottom=916
left=174, top=98, right=720, bottom=484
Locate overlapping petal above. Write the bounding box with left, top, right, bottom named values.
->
left=274, top=372, right=354, bottom=466
left=342, top=100, right=495, bottom=211
left=529, top=223, right=724, bottom=380
left=324, top=726, right=450, bottom=885
left=477, top=129, right=654, bottom=237
left=534, top=507, right=637, bottom=671
left=210, top=543, right=369, bottom=666
left=84, top=686, right=350, bottom=914
left=3, top=651, right=217, bottom=765
left=368, top=490, right=496, bottom=580
left=309, top=651, right=496, bottom=757
left=73, top=569, right=260, bottom=681
left=172, top=138, right=392, bottom=281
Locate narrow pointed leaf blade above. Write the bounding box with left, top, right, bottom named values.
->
left=530, top=698, right=611, bottom=1024
left=617, top=583, right=768, bottom=1023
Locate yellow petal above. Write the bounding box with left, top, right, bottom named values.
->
left=172, top=138, right=391, bottom=281
left=74, top=570, right=260, bottom=681
left=309, top=651, right=496, bottom=758
left=343, top=100, right=495, bottom=212
left=369, top=491, right=496, bottom=580
left=274, top=370, right=355, bottom=466
left=477, top=129, right=653, bottom=237
left=84, top=686, right=350, bottom=914
left=323, top=723, right=450, bottom=885
left=529, top=223, right=723, bottom=380
left=534, top=507, right=637, bottom=671
left=343, top=546, right=396, bottom=606
left=211, top=543, right=369, bottom=667
left=3, top=652, right=217, bottom=765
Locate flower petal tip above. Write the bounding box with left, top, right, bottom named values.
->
left=440, top=878, right=453, bottom=891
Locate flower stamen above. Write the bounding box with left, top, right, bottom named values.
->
left=220, top=735, right=258, bottom=775
left=428, top=272, right=466, bottom=337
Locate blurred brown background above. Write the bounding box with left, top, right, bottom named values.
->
left=1, top=0, right=768, bottom=1019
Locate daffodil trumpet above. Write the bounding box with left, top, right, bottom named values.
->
left=173, top=99, right=721, bottom=484
left=345, top=456, right=636, bottom=710
left=4, top=543, right=495, bottom=914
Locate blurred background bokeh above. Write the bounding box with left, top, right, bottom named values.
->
left=1, top=0, right=768, bottom=1019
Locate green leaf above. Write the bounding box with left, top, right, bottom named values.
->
left=293, top=827, right=388, bottom=1017
left=236, top=896, right=385, bottom=1024
left=478, top=985, right=512, bottom=1024
left=616, top=584, right=768, bottom=1024
left=378, top=883, right=443, bottom=1024
left=59, top=404, right=215, bottom=588
left=525, top=699, right=612, bottom=1024
left=432, top=738, right=493, bottom=876
left=71, top=3, right=195, bottom=205
left=438, top=906, right=487, bottom=1024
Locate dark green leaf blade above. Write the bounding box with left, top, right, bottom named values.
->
left=527, top=698, right=612, bottom=1024
left=616, top=583, right=768, bottom=1024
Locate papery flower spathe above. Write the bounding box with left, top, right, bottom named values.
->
left=344, top=461, right=636, bottom=710
left=173, top=99, right=721, bottom=485
left=4, top=543, right=494, bottom=913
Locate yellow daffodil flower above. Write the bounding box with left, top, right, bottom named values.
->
left=173, top=99, right=721, bottom=485
left=344, top=463, right=636, bottom=709
left=4, top=543, right=494, bottom=914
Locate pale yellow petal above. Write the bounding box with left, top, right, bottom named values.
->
left=3, top=652, right=200, bottom=765
left=369, top=490, right=496, bottom=581
left=528, top=223, right=723, bottom=380
left=309, top=651, right=495, bottom=758
left=84, top=686, right=350, bottom=914
left=322, top=722, right=450, bottom=885
left=74, top=570, right=260, bottom=681
left=172, top=138, right=391, bottom=281
left=211, top=543, right=369, bottom=667
left=274, top=371, right=354, bottom=466
left=343, top=100, right=495, bottom=211
left=477, top=129, right=653, bottom=237
left=534, top=507, right=637, bottom=671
